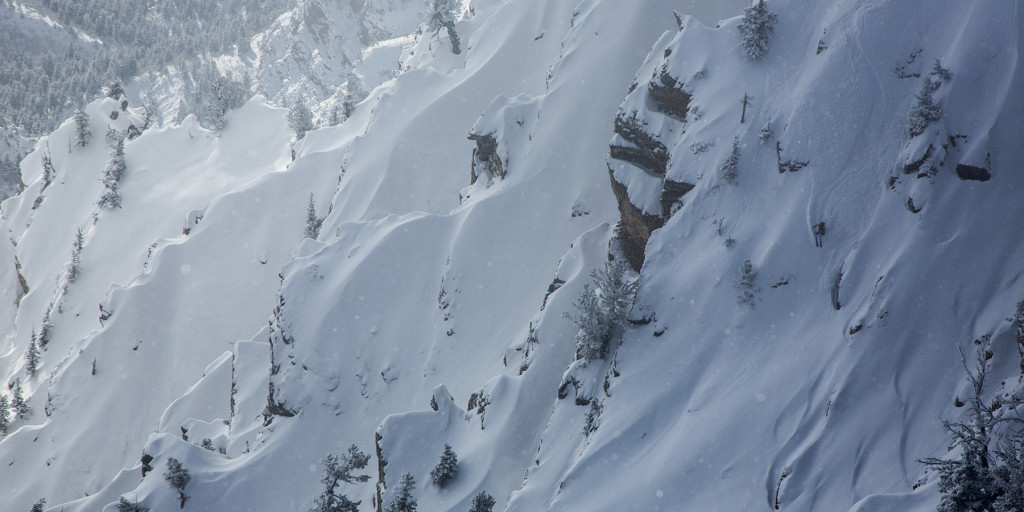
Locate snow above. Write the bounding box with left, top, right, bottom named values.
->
left=1, top=0, right=1022, bottom=511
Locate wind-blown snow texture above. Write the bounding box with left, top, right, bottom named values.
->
left=1, top=1, right=1021, bottom=511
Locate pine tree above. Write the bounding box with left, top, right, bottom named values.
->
left=907, top=60, right=949, bottom=138
left=0, top=394, right=10, bottom=435
left=737, top=0, right=778, bottom=60
left=720, top=136, right=740, bottom=184
left=40, top=151, right=55, bottom=190
left=565, top=259, right=638, bottom=362
left=12, top=378, right=30, bottom=419
left=30, top=498, right=45, bottom=512
left=921, top=347, right=1024, bottom=512
left=468, top=491, right=496, bottom=512
left=430, top=443, right=459, bottom=488
left=288, top=98, right=314, bottom=140
left=98, top=136, right=126, bottom=209
left=736, top=259, right=757, bottom=308
left=39, top=308, right=53, bottom=347
left=164, top=457, right=191, bottom=509
left=428, top=0, right=462, bottom=54
left=116, top=496, right=149, bottom=512
left=68, top=227, right=84, bottom=283
left=74, top=109, right=91, bottom=148
left=310, top=445, right=371, bottom=512
left=386, top=473, right=417, bottom=512
left=26, top=332, right=40, bottom=378
left=305, top=194, right=323, bottom=239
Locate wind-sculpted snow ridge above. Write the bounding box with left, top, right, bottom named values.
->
left=1, top=0, right=1020, bottom=511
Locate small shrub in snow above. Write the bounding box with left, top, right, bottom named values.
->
left=74, top=109, right=91, bottom=148
left=565, top=259, right=638, bottom=363
left=736, top=259, right=758, bottom=308
left=288, top=99, right=314, bottom=140
left=907, top=60, right=950, bottom=138
left=720, top=136, right=740, bottom=184
left=468, top=491, right=496, bottom=512
left=164, top=457, right=191, bottom=509
left=200, top=438, right=214, bottom=451
left=385, top=472, right=417, bottom=512
left=737, top=0, right=778, bottom=60
left=690, top=140, right=713, bottom=154
left=311, top=445, right=370, bottom=512
left=583, top=399, right=603, bottom=437
left=30, top=498, right=45, bottom=512
left=921, top=347, right=1024, bottom=512
left=430, top=443, right=459, bottom=488
left=116, top=496, right=149, bottom=512
left=759, top=122, right=773, bottom=145
left=141, top=452, right=154, bottom=477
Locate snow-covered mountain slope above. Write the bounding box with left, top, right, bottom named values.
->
left=1, top=0, right=1021, bottom=511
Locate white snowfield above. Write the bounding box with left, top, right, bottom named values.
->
left=0, top=0, right=1021, bottom=511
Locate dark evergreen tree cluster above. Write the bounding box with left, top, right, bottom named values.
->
left=68, top=227, right=84, bottom=283
left=310, top=445, right=371, bottom=512
left=430, top=443, right=459, bottom=488
left=0, top=0, right=292, bottom=136
left=468, top=491, right=495, bottom=512
left=922, top=348, right=1024, bottom=512
left=0, top=393, right=10, bottom=435
left=565, top=259, right=638, bottom=362
left=12, top=378, right=30, bottom=420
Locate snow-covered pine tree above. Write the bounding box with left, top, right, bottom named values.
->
left=0, top=394, right=10, bottom=435
left=565, top=258, right=638, bottom=362
left=38, top=308, right=53, bottom=347
left=68, top=227, right=84, bottom=283
left=908, top=60, right=950, bottom=137
left=288, top=98, right=314, bottom=140
left=25, top=332, right=40, bottom=377
left=310, top=445, right=371, bottom=512
left=98, top=136, right=127, bottom=209
left=921, top=348, right=1024, bottom=512
left=305, top=194, right=323, bottom=239
left=430, top=443, right=459, bottom=488
left=737, top=0, right=778, bottom=60
left=993, top=434, right=1024, bottom=512
left=30, top=498, right=45, bottom=512
left=386, top=473, right=417, bottom=512
left=1012, top=299, right=1024, bottom=372
left=469, top=491, right=495, bottom=512
left=428, top=0, right=462, bottom=54
left=721, top=136, right=740, bottom=184
left=116, top=496, right=149, bottom=512
left=164, top=457, right=191, bottom=509
left=74, top=109, right=91, bottom=148
left=12, top=379, right=30, bottom=419
left=736, top=259, right=757, bottom=308
left=40, top=151, right=55, bottom=190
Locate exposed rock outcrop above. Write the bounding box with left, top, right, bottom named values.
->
left=468, top=132, right=505, bottom=184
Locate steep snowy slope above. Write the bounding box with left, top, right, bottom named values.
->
left=1, top=0, right=1020, bottom=511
